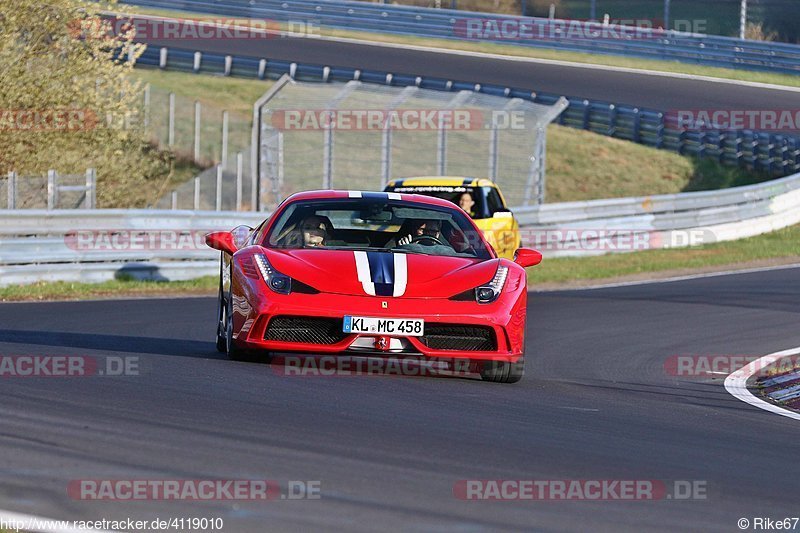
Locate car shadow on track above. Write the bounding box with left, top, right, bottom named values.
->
left=0, top=329, right=224, bottom=360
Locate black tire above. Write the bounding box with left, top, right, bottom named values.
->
left=479, top=357, right=525, bottom=383
left=215, top=258, right=227, bottom=353
left=224, top=274, right=270, bottom=364
left=224, top=289, right=251, bottom=362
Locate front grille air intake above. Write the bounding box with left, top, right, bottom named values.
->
left=420, top=325, right=496, bottom=351
left=265, top=316, right=347, bottom=345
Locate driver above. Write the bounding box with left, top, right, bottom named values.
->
left=397, top=219, right=442, bottom=246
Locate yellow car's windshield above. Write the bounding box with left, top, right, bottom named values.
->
left=384, top=185, right=489, bottom=218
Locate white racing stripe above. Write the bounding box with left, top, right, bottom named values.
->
left=393, top=253, right=408, bottom=297
left=353, top=251, right=376, bottom=296
left=724, top=346, right=800, bottom=422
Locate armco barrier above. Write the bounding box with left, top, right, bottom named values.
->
left=2, top=171, right=799, bottom=285
left=134, top=45, right=800, bottom=177
left=120, top=0, right=800, bottom=75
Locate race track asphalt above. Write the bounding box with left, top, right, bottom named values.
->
left=135, top=26, right=800, bottom=111
left=1, top=266, right=799, bottom=531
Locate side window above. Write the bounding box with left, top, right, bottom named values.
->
left=485, top=187, right=506, bottom=215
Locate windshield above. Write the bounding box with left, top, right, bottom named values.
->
left=383, top=185, right=489, bottom=219
left=264, top=198, right=491, bottom=259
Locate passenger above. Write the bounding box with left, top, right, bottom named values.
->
left=300, top=215, right=329, bottom=248
left=458, top=192, right=475, bottom=217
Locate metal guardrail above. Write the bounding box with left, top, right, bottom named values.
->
left=136, top=45, right=800, bottom=177
left=513, top=170, right=800, bottom=224
left=2, top=171, right=799, bottom=284
left=0, top=210, right=266, bottom=285
left=121, top=0, right=800, bottom=75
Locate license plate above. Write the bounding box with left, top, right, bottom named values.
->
left=343, top=316, right=424, bottom=336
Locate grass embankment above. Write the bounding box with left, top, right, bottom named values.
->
left=527, top=224, right=800, bottom=286
left=132, top=67, right=769, bottom=204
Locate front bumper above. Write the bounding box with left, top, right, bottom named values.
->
left=232, top=290, right=526, bottom=362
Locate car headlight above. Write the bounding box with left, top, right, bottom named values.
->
left=254, top=254, right=292, bottom=295
left=475, top=265, right=508, bottom=304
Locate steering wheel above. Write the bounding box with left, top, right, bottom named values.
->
left=410, top=235, right=446, bottom=246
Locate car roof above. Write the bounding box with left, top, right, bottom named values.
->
left=385, top=176, right=498, bottom=188
left=280, top=189, right=462, bottom=210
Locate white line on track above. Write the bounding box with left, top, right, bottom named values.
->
left=0, top=508, right=117, bottom=533
left=724, top=346, right=800, bottom=422
left=534, top=262, right=800, bottom=292
left=117, top=12, right=800, bottom=93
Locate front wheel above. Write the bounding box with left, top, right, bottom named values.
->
left=479, top=357, right=524, bottom=383
left=224, top=288, right=255, bottom=362
left=215, top=259, right=226, bottom=353
left=224, top=280, right=270, bottom=364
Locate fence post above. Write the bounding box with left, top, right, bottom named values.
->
left=739, top=0, right=747, bottom=40
left=323, top=128, right=334, bottom=189
left=143, top=83, right=150, bottom=130
left=85, top=168, right=96, bottom=209
left=47, top=170, right=57, bottom=210
left=236, top=152, right=243, bottom=211
left=278, top=131, right=284, bottom=193
left=168, top=93, right=176, bottom=147
left=436, top=123, right=447, bottom=176
left=221, top=110, right=229, bottom=168
left=488, top=121, right=499, bottom=181
left=194, top=177, right=200, bottom=210
left=380, top=123, right=393, bottom=186
left=194, top=100, right=201, bottom=163
left=7, top=171, right=16, bottom=209
left=216, top=165, right=223, bottom=211
left=171, top=190, right=178, bottom=210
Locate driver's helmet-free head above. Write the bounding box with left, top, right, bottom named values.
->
left=458, top=192, right=475, bottom=215
left=300, top=215, right=329, bottom=247
left=412, top=219, right=442, bottom=239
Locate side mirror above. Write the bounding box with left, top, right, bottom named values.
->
left=231, top=225, right=253, bottom=249
left=205, top=231, right=237, bottom=255
left=514, top=248, right=542, bottom=268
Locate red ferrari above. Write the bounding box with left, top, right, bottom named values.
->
left=205, top=190, right=541, bottom=383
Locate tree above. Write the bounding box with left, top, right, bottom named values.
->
left=0, top=0, right=175, bottom=207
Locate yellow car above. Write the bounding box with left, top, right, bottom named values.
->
left=384, top=177, right=521, bottom=259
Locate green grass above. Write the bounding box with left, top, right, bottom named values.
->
left=134, top=69, right=269, bottom=115
left=0, top=277, right=217, bottom=302
left=544, top=126, right=769, bottom=202
left=132, top=66, right=769, bottom=205
left=527, top=224, right=800, bottom=285
left=133, top=69, right=268, bottom=170
left=128, top=6, right=800, bottom=89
